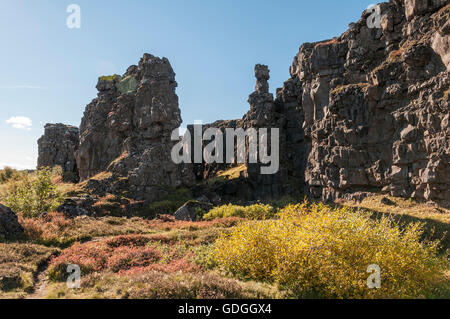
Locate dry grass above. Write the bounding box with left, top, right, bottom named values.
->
left=1, top=192, right=448, bottom=299
left=19, top=213, right=159, bottom=247
left=388, top=49, right=405, bottom=63
left=330, top=83, right=370, bottom=96
left=45, top=271, right=278, bottom=299
left=339, top=194, right=450, bottom=250
left=107, top=151, right=129, bottom=170
left=314, top=38, right=340, bottom=49
left=0, top=243, right=58, bottom=298
left=77, top=171, right=112, bottom=188
left=340, top=195, right=450, bottom=223
left=216, top=165, right=246, bottom=180
left=0, top=184, right=7, bottom=198
left=205, top=165, right=247, bottom=185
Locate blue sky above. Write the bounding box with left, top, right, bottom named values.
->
left=0, top=0, right=376, bottom=169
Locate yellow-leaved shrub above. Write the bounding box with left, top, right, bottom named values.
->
left=203, top=203, right=275, bottom=220
left=213, top=202, right=448, bottom=298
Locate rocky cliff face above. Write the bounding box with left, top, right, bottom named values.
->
left=37, top=1, right=448, bottom=204
left=37, top=123, right=79, bottom=182
left=274, top=0, right=449, bottom=201
left=75, top=53, right=194, bottom=201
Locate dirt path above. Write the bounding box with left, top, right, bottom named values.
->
left=25, top=238, right=104, bottom=299
left=26, top=255, right=55, bottom=299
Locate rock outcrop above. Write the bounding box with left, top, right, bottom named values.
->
left=0, top=204, right=24, bottom=241
left=241, top=64, right=297, bottom=199
left=195, top=1, right=449, bottom=202
left=274, top=1, right=449, bottom=201
left=37, top=123, right=79, bottom=182
left=37, top=1, right=449, bottom=204
left=75, top=53, right=195, bottom=201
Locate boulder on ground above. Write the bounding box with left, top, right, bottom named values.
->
left=174, top=200, right=213, bottom=221
left=56, top=198, right=90, bottom=218
left=0, top=204, right=24, bottom=240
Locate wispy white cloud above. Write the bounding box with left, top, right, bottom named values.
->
left=0, top=85, right=46, bottom=89
left=6, top=116, right=33, bottom=130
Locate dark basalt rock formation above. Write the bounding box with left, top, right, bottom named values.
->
left=194, top=1, right=449, bottom=202
left=0, top=204, right=24, bottom=241
left=38, top=1, right=449, bottom=204
left=276, top=0, right=449, bottom=201
left=75, top=53, right=195, bottom=201
left=37, top=123, right=79, bottom=182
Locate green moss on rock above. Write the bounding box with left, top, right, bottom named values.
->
left=116, top=75, right=138, bottom=94
left=99, top=74, right=120, bottom=82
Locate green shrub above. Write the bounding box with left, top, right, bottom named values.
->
left=3, top=168, right=64, bottom=217
left=203, top=203, right=275, bottom=220
left=213, top=202, right=448, bottom=298
left=0, top=167, right=24, bottom=184
left=243, top=204, right=276, bottom=220
left=203, top=204, right=244, bottom=220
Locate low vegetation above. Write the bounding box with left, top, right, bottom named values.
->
left=0, top=167, right=26, bottom=184
left=19, top=212, right=158, bottom=248
left=340, top=194, right=450, bottom=250
left=203, top=203, right=275, bottom=220
left=213, top=202, right=449, bottom=298
left=99, top=74, right=120, bottom=82
left=0, top=169, right=448, bottom=299
left=0, top=243, right=58, bottom=297
left=1, top=167, right=64, bottom=218
left=45, top=271, right=277, bottom=299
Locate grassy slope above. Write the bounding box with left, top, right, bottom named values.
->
left=0, top=169, right=448, bottom=299
left=340, top=195, right=450, bottom=250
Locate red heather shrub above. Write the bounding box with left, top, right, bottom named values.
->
left=19, top=212, right=73, bottom=242
left=105, top=235, right=151, bottom=248
left=50, top=242, right=110, bottom=271
left=19, top=215, right=44, bottom=240
left=107, top=246, right=161, bottom=272
left=44, top=212, right=73, bottom=230
left=49, top=238, right=166, bottom=279
left=48, top=242, right=111, bottom=280
left=152, top=257, right=200, bottom=273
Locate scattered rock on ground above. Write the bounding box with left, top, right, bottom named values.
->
left=174, top=201, right=213, bottom=221
left=56, top=199, right=89, bottom=218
